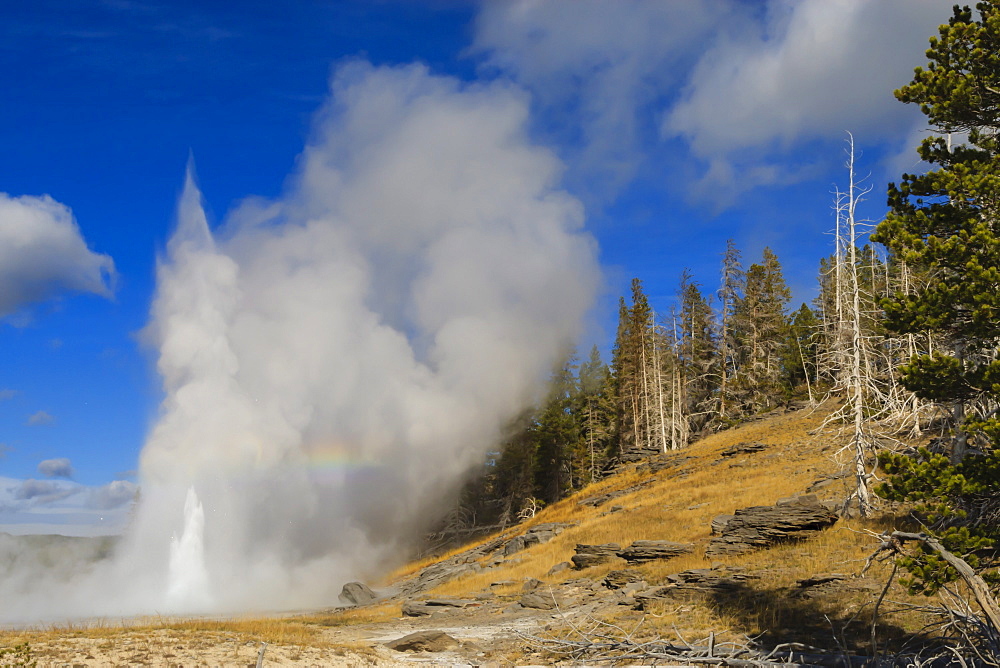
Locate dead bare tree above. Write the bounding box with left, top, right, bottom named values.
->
left=820, top=135, right=936, bottom=516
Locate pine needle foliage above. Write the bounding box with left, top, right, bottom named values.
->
left=874, top=0, right=1000, bottom=595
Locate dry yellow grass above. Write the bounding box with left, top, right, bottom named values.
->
left=1, top=614, right=323, bottom=647
left=2, top=399, right=942, bottom=663
left=412, top=399, right=939, bottom=654
left=426, top=401, right=849, bottom=593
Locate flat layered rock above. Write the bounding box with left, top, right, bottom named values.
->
left=571, top=543, right=621, bottom=570
left=401, top=601, right=436, bottom=617
left=400, top=598, right=476, bottom=617
left=603, top=569, right=644, bottom=589
left=664, top=566, right=755, bottom=590
left=502, top=522, right=572, bottom=556
left=519, top=591, right=557, bottom=610
left=705, top=498, right=838, bottom=557
left=794, top=573, right=880, bottom=599
left=386, top=630, right=460, bottom=653
left=617, top=540, right=693, bottom=563
left=720, top=442, right=767, bottom=457
left=422, top=597, right=478, bottom=608
left=711, top=514, right=735, bottom=535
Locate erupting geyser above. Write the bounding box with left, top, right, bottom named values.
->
left=0, top=61, right=599, bottom=621
left=166, top=488, right=211, bottom=611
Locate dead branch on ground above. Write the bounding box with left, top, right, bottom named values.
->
left=866, top=530, right=1000, bottom=665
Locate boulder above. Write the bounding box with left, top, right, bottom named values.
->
left=521, top=578, right=543, bottom=592
left=338, top=581, right=377, bottom=606
left=520, top=591, right=557, bottom=610
left=547, top=561, right=571, bottom=576
left=571, top=543, right=620, bottom=570
left=617, top=540, right=693, bottom=563
left=401, top=601, right=435, bottom=617
left=502, top=522, right=572, bottom=556
left=603, top=569, right=644, bottom=589
left=386, top=630, right=460, bottom=653
left=705, top=498, right=838, bottom=557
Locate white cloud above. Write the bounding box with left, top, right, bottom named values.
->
left=662, top=0, right=946, bottom=193
left=0, top=193, right=116, bottom=319
left=11, top=479, right=73, bottom=502
left=0, top=476, right=136, bottom=536
left=26, top=410, right=54, bottom=426
left=38, top=458, right=74, bottom=479
left=88, top=479, right=138, bottom=510
left=0, top=389, right=17, bottom=401
left=664, top=0, right=944, bottom=154
left=472, top=0, right=951, bottom=199
left=470, top=0, right=740, bottom=198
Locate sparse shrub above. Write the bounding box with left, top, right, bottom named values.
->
left=0, top=643, right=36, bottom=668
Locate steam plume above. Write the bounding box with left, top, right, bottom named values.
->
left=0, top=62, right=598, bottom=620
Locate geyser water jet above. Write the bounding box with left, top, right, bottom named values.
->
left=166, top=487, right=211, bottom=611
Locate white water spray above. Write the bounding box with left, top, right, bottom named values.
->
left=166, top=487, right=211, bottom=611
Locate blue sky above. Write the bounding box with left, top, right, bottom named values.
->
left=0, top=0, right=952, bottom=535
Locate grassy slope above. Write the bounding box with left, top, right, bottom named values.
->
left=2, top=400, right=941, bottom=663
left=358, top=398, right=935, bottom=659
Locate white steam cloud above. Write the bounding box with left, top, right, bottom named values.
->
left=0, top=62, right=598, bottom=621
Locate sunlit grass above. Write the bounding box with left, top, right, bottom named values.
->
left=2, top=398, right=945, bottom=663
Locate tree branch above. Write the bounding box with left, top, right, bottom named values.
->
left=878, top=530, right=1000, bottom=634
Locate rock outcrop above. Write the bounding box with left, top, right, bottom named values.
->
left=603, top=569, right=644, bottom=589
left=401, top=598, right=478, bottom=617
left=386, top=630, right=460, bottom=653
left=705, top=495, right=838, bottom=556
left=720, top=442, right=767, bottom=457
left=571, top=543, right=621, bottom=569
left=519, top=591, right=557, bottom=610
left=502, top=522, right=571, bottom=556
left=617, top=540, right=693, bottom=563
left=711, top=514, right=735, bottom=535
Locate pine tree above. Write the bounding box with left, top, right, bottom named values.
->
left=578, top=345, right=614, bottom=482
left=532, top=353, right=581, bottom=504
left=872, top=1, right=1000, bottom=595
left=872, top=2, right=1000, bottom=464
left=732, top=248, right=791, bottom=413
left=718, top=240, right=745, bottom=421
left=492, top=411, right=539, bottom=527
left=610, top=296, right=632, bottom=456
left=784, top=303, right=820, bottom=402
left=611, top=279, right=661, bottom=453
left=677, top=272, right=718, bottom=436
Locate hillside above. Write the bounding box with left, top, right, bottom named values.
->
left=0, top=401, right=951, bottom=665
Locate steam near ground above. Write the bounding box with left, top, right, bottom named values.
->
left=0, top=62, right=598, bottom=623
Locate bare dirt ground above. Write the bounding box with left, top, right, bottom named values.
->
left=14, top=608, right=552, bottom=666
